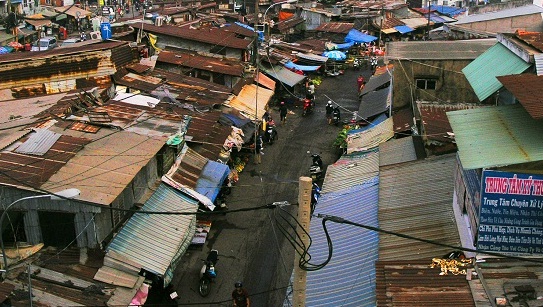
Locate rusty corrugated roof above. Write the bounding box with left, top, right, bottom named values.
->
left=515, top=31, right=543, bottom=52
left=276, top=17, right=305, bottom=32
left=169, top=146, right=207, bottom=188
left=392, top=107, right=413, bottom=133
left=0, top=134, right=90, bottom=189
left=497, top=74, right=543, bottom=119
left=418, top=102, right=477, bottom=144
left=256, top=72, right=276, bottom=91
left=157, top=50, right=244, bottom=76
left=131, top=23, right=252, bottom=49
left=376, top=260, right=475, bottom=307
left=315, top=22, right=354, bottom=34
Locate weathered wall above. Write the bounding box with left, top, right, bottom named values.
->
left=392, top=59, right=479, bottom=109
left=461, top=14, right=543, bottom=33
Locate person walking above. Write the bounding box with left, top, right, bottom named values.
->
left=279, top=101, right=288, bottom=124
left=232, top=282, right=250, bottom=307
left=325, top=100, right=334, bottom=125
left=254, top=135, right=263, bottom=164
left=357, top=75, right=365, bottom=94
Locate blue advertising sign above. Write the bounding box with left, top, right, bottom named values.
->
left=478, top=170, right=543, bottom=255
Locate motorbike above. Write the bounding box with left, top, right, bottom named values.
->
left=353, top=58, right=362, bottom=70
left=198, top=249, right=218, bottom=297
left=264, top=120, right=278, bottom=145
left=311, top=182, right=321, bottom=214
left=302, top=96, right=315, bottom=116
left=309, top=154, right=323, bottom=182
left=332, top=106, right=341, bottom=126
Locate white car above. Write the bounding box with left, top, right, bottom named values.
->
left=31, top=36, right=58, bottom=51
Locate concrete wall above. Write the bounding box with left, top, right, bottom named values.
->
left=460, top=14, right=543, bottom=33
left=392, top=59, right=479, bottom=109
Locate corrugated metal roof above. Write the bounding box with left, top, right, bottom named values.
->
left=227, top=84, right=273, bottom=119
left=418, top=102, right=478, bottom=144
left=105, top=183, right=198, bottom=277
left=496, top=74, right=543, bottom=119
left=376, top=260, right=475, bottom=307
left=167, top=145, right=208, bottom=189
left=347, top=117, right=394, bottom=154
left=41, top=131, right=166, bottom=205
left=358, top=87, right=390, bottom=119
left=15, top=129, right=61, bottom=156
left=386, top=39, right=496, bottom=60
left=454, top=5, right=543, bottom=25
left=296, top=52, right=329, bottom=64
left=472, top=258, right=543, bottom=306
left=359, top=69, right=391, bottom=97
left=392, top=107, right=414, bottom=133
left=0, top=133, right=90, bottom=189
left=462, top=43, right=531, bottom=101
left=378, top=153, right=461, bottom=260
left=321, top=150, right=379, bottom=193
left=535, top=53, right=543, bottom=76
left=157, top=50, right=244, bottom=76
left=261, top=66, right=306, bottom=88
left=131, top=23, right=252, bottom=50
left=287, top=179, right=380, bottom=307
left=256, top=72, right=276, bottom=91
left=447, top=104, right=543, bottom=169
left=314, top=22, right=353, bottom=34
left=378, top=136, right=417, bottom=166
left=400, top=17, right=432, bottom=29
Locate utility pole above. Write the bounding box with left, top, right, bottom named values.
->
left=292, top=176, right=312, bottom=306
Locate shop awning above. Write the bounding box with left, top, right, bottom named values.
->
left=447, top=104, right=543, bottom=169
left=360, top=70, right=392, bottom=97
left=296, top=52, right=329, bottom=64
left=381, top=28, right=398, bottom=34
left=347, top=117, right=394, bottom=154
left=24, top=14, right=52, bottom=28
left=285, top=61, right=320, bottom=71
left=100, top=183, right=198, bottom=286
left=462, top=43, right=530, bottom=101
left=195, top=160, right=230, bottom=203
left=256, top=72, right=276, bottom=91
left=394, top=25, right=414, bottom=34
left=335, top=41, right=355, bottom=50
left=227, top=84, right=274, bottom=119
left=261, top=66, right=306, bottom=88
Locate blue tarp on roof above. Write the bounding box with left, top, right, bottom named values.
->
left=284, top=61, right=321, bottom=71
left=195, top=160, right=230, bottom=203
left=335, top=41, right=355, bottom=50
left=299, top=178, right=380, bottom=306
left=430, top=5, right=467, bottom=17
left=235, top=21, right=263, bottom=41
left=347, top=113, right=388, bottom=135
left=344, top=29, right=377, bottom=43
left=394, top=25, right=414, bottom=34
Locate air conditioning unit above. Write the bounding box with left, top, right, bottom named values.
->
left=90, top=31, right=102, bottom=40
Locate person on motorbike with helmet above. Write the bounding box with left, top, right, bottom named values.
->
left=232, top=281, right=250, bottom=307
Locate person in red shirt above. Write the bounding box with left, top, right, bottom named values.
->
left=232, top=282, right=250, bottom=307
left=357, top=75, right=365, bottom=94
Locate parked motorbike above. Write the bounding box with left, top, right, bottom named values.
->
left=353, top=58, right=362, bottom=70
left=332, top=106, right=341, bottom=126
left=198, top=249, right=218, bottom=297
left=309, top=153, right=323, bottom=182
left=264, top=120, right=278, bottom=145
left=311, top=182, right=321, bottom=214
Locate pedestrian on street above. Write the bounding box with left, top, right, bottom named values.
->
left=279, top=101, right=288, bottom=124
left=232, top=282, right=250, bottom=307
left=254, top=135, right=263, bottom=164
left=325, top=100, right=333, bottom=125
left=307, top=81, right=315, bottom=100
left=357, top=75, right=365, bottom=94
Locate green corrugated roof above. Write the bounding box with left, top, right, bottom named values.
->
left=462, top=43, right=530, bottom=101
left=447, top=104, right=543, bottom=169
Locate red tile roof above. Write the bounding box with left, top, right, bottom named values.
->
left=497, top=74, right=543, bottom=119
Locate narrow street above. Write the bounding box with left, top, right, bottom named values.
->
left=158, top=65, right=374, bottom=306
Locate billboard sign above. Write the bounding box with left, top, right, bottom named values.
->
left=478, top=170, right=543, bottom=255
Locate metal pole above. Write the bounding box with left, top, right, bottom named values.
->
left=292, top=176, right=312, bottom=306
left=27, top=263, right=33, bottom=307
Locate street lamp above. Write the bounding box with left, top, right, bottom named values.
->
left=0, top=188, right=81, bottom=274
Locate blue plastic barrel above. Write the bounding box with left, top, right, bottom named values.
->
left=100, top=22, right=112, bottom=40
